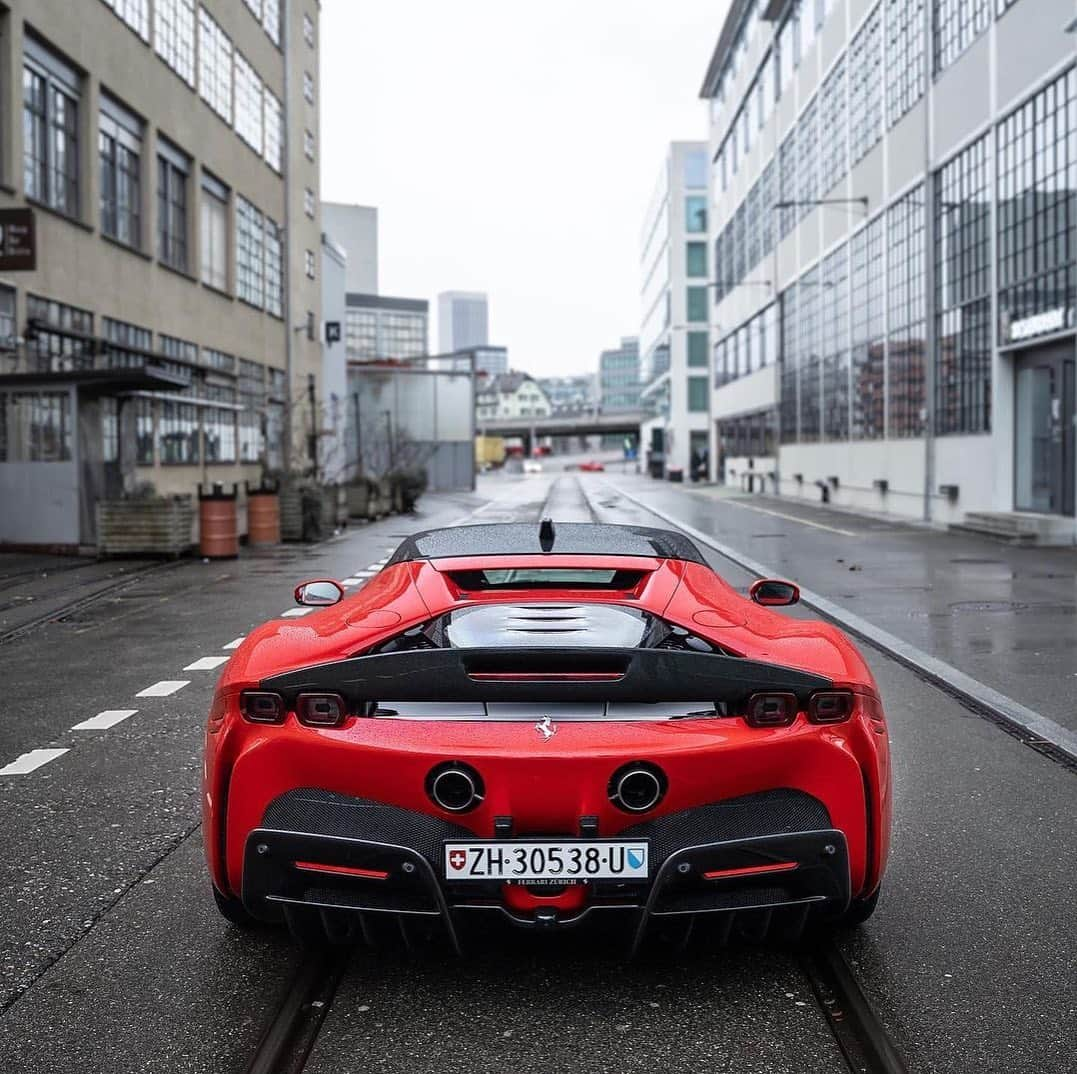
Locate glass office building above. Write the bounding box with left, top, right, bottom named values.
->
left=704, top=0, right=1076, bottom=539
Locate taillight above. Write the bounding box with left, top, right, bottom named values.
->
left=296, top=693, right=348, bottom=727
left=240, top=691, right=285, bottom=724
left=745, top=692, right=798, bottom=728
left=808, top=690, right=854, bottom=724
left=859, top=693, right=887, bottom=732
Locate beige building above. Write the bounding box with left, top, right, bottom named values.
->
left=0, top=0, right=322, bottom=548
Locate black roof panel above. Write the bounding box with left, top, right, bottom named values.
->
left=386, top=522, right=707, bottom=565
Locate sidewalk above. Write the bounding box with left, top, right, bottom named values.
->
left=603, top=474, right=1077, bottom=733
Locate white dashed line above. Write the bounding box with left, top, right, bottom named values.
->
left=222, top=636, right=245, bottom=650
left=281, top=608, right=315, bottom=618
left=354, top=570, right=374, bottom=577
left=0, top=748, right=70, bottom=775
left=341, top=578, right=362, bottom=586
left=71, top=709, right=138, bottom=731
left=136, top=680, right=190, bottom=697
left=184, top=655, right=230, bottom=671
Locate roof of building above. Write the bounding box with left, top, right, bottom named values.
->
left=698, top=0, right=785, bottom=99
left=345, top=293, right=428, bottom=312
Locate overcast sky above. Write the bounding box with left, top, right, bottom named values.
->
left=319, top=1, right=729, bottom=377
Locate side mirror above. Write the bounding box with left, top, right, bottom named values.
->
left=749, top=578, right=800, bottom=607
left=294, top=579, right=345, bottom=607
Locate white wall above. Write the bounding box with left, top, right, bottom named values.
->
left=322, top=203, right=378, bottom=294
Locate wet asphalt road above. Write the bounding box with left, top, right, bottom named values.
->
left=0, top=473, right=1074, bottom=1073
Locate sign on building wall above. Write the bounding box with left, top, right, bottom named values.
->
left=0, top=208, right=36, bottom=271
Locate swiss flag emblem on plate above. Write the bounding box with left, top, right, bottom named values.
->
left=448, top=850, right=467, bottom=871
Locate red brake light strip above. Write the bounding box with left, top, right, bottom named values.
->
left=293, top=861, right=389, bottom=880
left=702, top=860, right=799, bottom=881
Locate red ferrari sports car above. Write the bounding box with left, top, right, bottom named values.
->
left=204, top=521, right=890, bottom=951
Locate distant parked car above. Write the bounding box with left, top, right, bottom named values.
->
left=523, top=459, right=544, bottom=474
left=578, top=460, right=606, bottom=472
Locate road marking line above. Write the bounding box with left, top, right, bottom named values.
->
left=602, top=482, right=1077, bottom=765
left=0, top=748, right=70, bottom=775
left=341, top=577, right=362, bottom=586
left=722, top=498, right=858, bottom=537
left=281, top=607, right=314, bottom=618
left=72, top=709, right=138, bottom=731
left=136, top=680, right=190, bottom=697
left=222, top=636, right=245, bottom=650
left=183, top=655, right=229, bottom=671
left=354, top=570, right=375, bottom=577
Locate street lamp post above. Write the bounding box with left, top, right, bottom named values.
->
left=383, top=408, right=394, bottom=471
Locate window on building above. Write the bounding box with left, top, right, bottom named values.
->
left=99, top=95, right=142, bottom=248
left=198, top=7, right=232, bottom=122
left=849, top=5, right=882, bottom=167
left=686, top=286, right=708, bottom=324
left=888, top=185, right=927, bottom=437
left=997, top=66, right=1077, bottom=347
left=154, top=0, right=195, bottom=86
left=201, top=172, right=229, bottom=291
left=745, top=180, right=762, bottom=273
left=136, top=397, right=155, bottom=464
left=936, top=133, right=991, bottom=436
left=303, top=12, right=315, bottom=47
left=23, top=38, right=81, bottom=216
left=0, top=391, right=73, bottom=462
left=160, top=334, right=198, bottom=365
left=687, top=331, right=709, bottom=367
left=780, top=283, right=799, bottom=443
left=304, top=249, right=316, bottom=279
left=304, top=128, right=315, bottom=161
left=687, top=376, right=709, bottom=413
left=263, top=90, right=282, bottom=172
left=850, top=215, right=885, bottom=439
left=797, top=94, right=819, bottom=223
left=797, top=265, right=823, bottom=443
left=236, top=196, right=265, bottom=308
left=26, top=295, right=94, bottom=372
left=244, top=0, right=262, bottom=16
left=0, top=287, right=15, bottom=349
left=238, top=359, right=265, bottom=462
left=934, top=0, right=990, bottom=75
left=265, top=219, right=283, bottom=316
left=886, top=0, right=925, bottom=128
left=819, top=57, right=847, bottom=195
left=733, top=202, right=747, bottom=285
left=821, top=243, right=850, bottom=440
left=777, top=12, right=796, bottom=97
left=204, top=408, right=236, bottom=462
left=758, top=158, right=776, bottom=265
left=159, top=401, right=200, bottom=463
left=203, top=347, right=235, bottom=373
left=157, top=139, right=190, bottom=272
left=234, top=52, right=263, bottom=153
left=686, top=242, right=707, bottom=278
left=262, top=0, right=281, bottom=45
left=102, top=316, right=152, bottom=367
left=304, top=187, right=316, bottom=218
left=101, top=1, right=150, bottom=41
left=303, top=71, right=315, bottom=105
left=685, top=195, right=707, bottom=234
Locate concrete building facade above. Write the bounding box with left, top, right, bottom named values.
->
left=0, top=0, right=322, bottom=548
left=704, top=0, right=1076, bottom=541
left=639, top=141, right=713, bottom=480
left=344, top=293, right=428, bottom=361
left=599, top=336, right=641, bottom=412
left=322, top=202, right=377, bottom=294
left=437, top=290, right=488, bottom=353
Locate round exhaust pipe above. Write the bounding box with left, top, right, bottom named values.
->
left=608, top=762, right=666, bottom=814
left=427, top=762, right=484, bottom=813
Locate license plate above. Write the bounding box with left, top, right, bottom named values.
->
left=444, top=841, right=649, bottom=881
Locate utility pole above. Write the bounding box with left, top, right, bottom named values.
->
left=384, top=408, right=394, bottom=470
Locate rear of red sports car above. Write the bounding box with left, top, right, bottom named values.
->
left=203, top=523, right=891, bottom=951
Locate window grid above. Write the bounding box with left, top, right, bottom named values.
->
left=234, top=52, right=263, bottom=154
left=157, top=152, right=188, bottom=271
left=887, top=186, right=927, bottom=437
left=236, top=196, right=265, bottom=308
left=265, top=220, right=283, bottom=317
left=198, top=7, right=232, bottom=122
left=797, top=95, right=819, bottom=222
left=304, top=129, right=315, bottom=161
left=997, top=66, right=1077, bottom=345
left=200, top=179, right=228, bottom=291
left=99, top=116, right=141, bottom=248
left=936, top=132, right=992, bottom=434
left=779, top=130, right=797, bottom=238
left=819, top=57, right=847, bottom=195
left=934, top=0, right=990, bottom=75
left=303, top=13, right=315, bottom=47
left=759, top=158, right=776, bottom=263
left=263, top=90, right=282, bottom=172
left=850, top=216, right=886, bottom=439
left=886, top=0, right=925, bottom=128
left=263, top=0, right=281, bottom=45
left=26, top=295, right=94, bottom=373
left=849, top=5, right=882, bottom=166
left=733, top=203, right=747, bottom=285
left=102, top=1, right=150, bottom=41
left=780, top=285, right=799, bottom=442
left=304, top=187, right=316, bottom=218
left=798, top=266, right=823, bottom=442
left=745, top=181, right=761, bottom=272
left=822, top=243, right=850, bottom=439
left=154, top=0, right=196, bottom=87
left=23, top=62, right=79, bottom=216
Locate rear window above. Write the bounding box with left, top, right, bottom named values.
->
left=448, top=568, right=644, bottom=590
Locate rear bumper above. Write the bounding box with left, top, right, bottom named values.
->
left=241, top=788, right=851, bottom=951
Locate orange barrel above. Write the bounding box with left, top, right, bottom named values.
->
left=199, top=482, right=239, bottom=558
left=246, top=481, right=281, bottom=546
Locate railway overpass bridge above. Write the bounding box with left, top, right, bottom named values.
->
left=478, top=410, right=644, bottom=450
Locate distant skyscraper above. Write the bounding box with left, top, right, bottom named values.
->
left=599, top=337, right=641, bottom=412
left=438, top=291, right=489, bottom=352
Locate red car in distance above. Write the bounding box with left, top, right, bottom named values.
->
left=577, top=460, right=606, bottom=472
left=203, top=522, right=891, bottom=951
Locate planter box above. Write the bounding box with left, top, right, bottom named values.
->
left=96, top=497, right=195, bottom=557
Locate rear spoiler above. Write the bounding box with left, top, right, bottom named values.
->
left=260, top=648, right=833, bottom=709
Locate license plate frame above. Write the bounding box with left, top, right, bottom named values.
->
left=443, top=839, right=650, bottom=882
